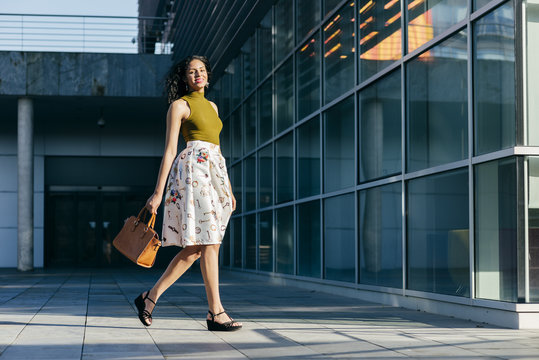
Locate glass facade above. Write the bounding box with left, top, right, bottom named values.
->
left=212, top=0, right=538, bottom=306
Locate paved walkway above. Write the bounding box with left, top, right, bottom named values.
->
left=1, top=267, right=539, bottom=360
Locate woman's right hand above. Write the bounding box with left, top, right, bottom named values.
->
left=145, top=193, right=162, bottom=214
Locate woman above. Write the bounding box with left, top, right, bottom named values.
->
left=135, top=55, right=242, bottom=332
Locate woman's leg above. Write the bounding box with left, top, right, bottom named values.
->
left=199, top=244, right=241, bottom=326
left=141, top=245, right=202, bottom=316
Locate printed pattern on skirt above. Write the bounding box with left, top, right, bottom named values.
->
left=162, top=140, right=232, bottom=247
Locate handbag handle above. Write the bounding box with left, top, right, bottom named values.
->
left=136, top=207, right=156, bottom=229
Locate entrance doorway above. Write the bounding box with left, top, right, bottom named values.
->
left=45, top=188, right=154, bottom=267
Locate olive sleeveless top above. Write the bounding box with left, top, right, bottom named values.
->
left=180, top=91, right=222, bottom=145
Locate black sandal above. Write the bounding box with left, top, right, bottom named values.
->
left=207, top=310, right=242, bottom=332
left=134, top=290, right=156, bottom=327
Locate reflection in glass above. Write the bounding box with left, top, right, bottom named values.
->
left=233, top=217, right=242, bottom=268
left=276, top=132, right=294, bottom=203
left=527, top=157, right=539, bottom=301
left=242, top=34, right=257, bottom=95
left=259, top=211, right=273, bottom=272
left=244, top=94, right=257, bottom=154
left=259, top=144, right=273, bottom=208
left=474, top=0, right=491, bottom=11
left=407, top=0, right=467, bottom=53
left=359, top=183, right=402, bottom=288
left=258, top=78, right=273, bottom=145
left=276, top=59, right=294, bottom=133
left=475, top=158, right=517, bottom=302
left=324, top=96, right=355, bottom=192
left=526, top=1, right=539, bottom=145
left=222, top=226, right=231, bottom=266
left=232, top=164, right=242, bottom=214
left=244, top=155, right=256, bottom=212
left=297, top=0, right=321, bottom=41
left=275, top=0, right=294, bottom=64
left=276, top=206, right=294, bottom=274
left=359, top=0, right=402, bottom=80
left=474, top=2, right=515, bottom=155
left=360, top=69, right=401, bottom=182
left=258, top=10, right=273, bottom=81
left=297, top=117, right=320, bottom=198
left=407, top=30, right=468, bottom=172
left=297, top=32, right=321, bottom=120
left=298, top=200, right=321, bottom=278
left=231, top=109, right=242, bottom=162
left=220, top=117, right=231, bottom=163
left=407, top=169, right=469, bottom=297
left=245, top=214, right=256, bottom=269
left=325, top=0, right=343, bottom=16
left=325, top=193, right=355, bottom=282
left=323, top=2, right=355, bottom=104
left=231, top=56, right=242, bottom=108
left=219, top=74, right=231, bottom=118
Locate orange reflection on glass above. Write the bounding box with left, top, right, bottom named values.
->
left=324, top=43, right=342, bottom=57
left=360, top=0, right=375, bottom=14
left=384, top=0, right=399, bottom=9
left=360, top=16, right=374, bottom=30
left=386, top=11, right=401, bottom=26
left=325, top=29, right=342, bottom=44
left=324, top=14, right=341, bottom=31
left=360, top=31, right=379, bottom=45
left=408, top=0, right=425, bottom=10
left=408, top=9, right=433, bottom=53
left=360, top=29, right=401, bottom=60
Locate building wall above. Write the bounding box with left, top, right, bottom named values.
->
left=206, top=0, right=538, bottom=319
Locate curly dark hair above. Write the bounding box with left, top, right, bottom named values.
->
left=165, top=55, right=212, bottom=104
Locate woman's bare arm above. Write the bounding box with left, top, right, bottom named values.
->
left=146, top=100, right=188, bottom=213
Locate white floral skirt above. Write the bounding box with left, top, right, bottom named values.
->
left=162, top=140, right=232, bottom=247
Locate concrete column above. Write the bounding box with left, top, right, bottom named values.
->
left=17, top=97, right=34, bottom=271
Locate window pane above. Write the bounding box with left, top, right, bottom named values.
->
left=407, top=31, right=468, bottom=172
left=259, top=144, right=273, bottom=208
left=298, top=200, right=321, bottom=278
left=323, top=2, right=356, bottom=104
left=276, top=206, right=294, bottom=274
left=359, top=182, right=402, bottom=288
left=231, top=108, right=242, bottom=162
left=407, top=0, right=467, bottom=53
left=231, top=56, right=242, bottom=108
left=526, top=0, right=539, bottom=145
left=297, top=32, right=321, bottom=120
left=220, top=117, right=231, bottom=163
left=258, top=78, right=273, bottom=145
left=245, top=214, right=256, bottom=269
left=407, top=169, right=469, bottom=297
left=324, top=96, right=355, bottom=192
left=474, top=0, right=492, bottom=11
left=297, top=0, right=321, bottom=41
left=244, top=155, right=256, bottom=212
left=221, top=72, right=232, bottom=118
left=276, top=132, right=294, bottom=203
left=475, top=158, right=517, bottom=302
left=233, top=217, right=242, bottom=268
left=360, top=69, right=401, bottom=182
left=242, top=34, right=257, bottom=95
left=275, top=0, right=294, bottom=64
left=325, top=193, right=356, bottom=282
left=359, top=0, right=402, bottom=80
left=474, top=2, right=515, bottom=155
left=258, top=10, right=273, bottom=80
left=276, top=58, right=294, bottom=133
left=232, top=163, right=242, bottom=214
left=222, top=226, right=231, bottom=266
left=259, top=210, right=273, bottom=272
left=527, top=157, right=539, bottom=301
left=325, top=0, right=343, bottom=16
left=297, top=117, right=321, bottom=198
left=244, top=94, right=257, bottom=154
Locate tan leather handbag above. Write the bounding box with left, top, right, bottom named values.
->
left=113, top=207, right=161, bottom=268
